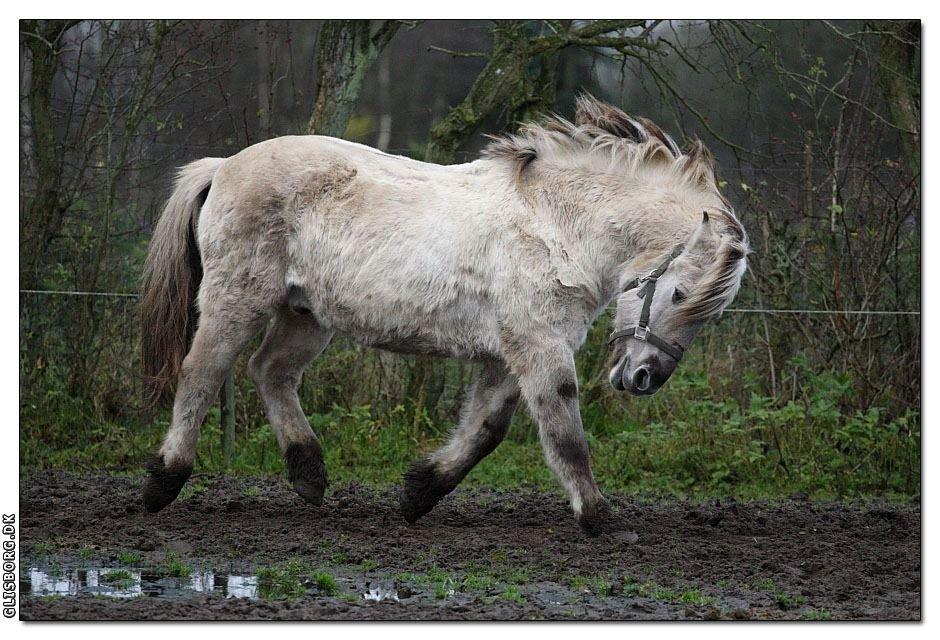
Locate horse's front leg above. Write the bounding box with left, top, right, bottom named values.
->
left=513, top=342, right=611, bottom=535
left=400, top=360, right=520, bottom=523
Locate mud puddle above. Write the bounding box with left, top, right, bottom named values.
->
left=23, top=564, right=259, bottom=600
left=18, top=471, right=921, bottom=620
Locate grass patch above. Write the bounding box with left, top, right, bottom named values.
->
left=501, top=585, right=525, bottom=603
left=21, top=351, right=919, bottom=501
left=30, top=542, right=55, bottom=559
left=803, top=609, right=833, bottom=620
left=161, top=553, right=192, bottom=579
left=571, top=575, right=611, bottom=597
left=78, top=547, right=95, bottom=561
left=621, top=576, right=717, bottom=606
left=257, top=560, right=308, bottom=600
left=752, top=578, right=807, bottom=610
left=100, top=569, right=134, bottom=587
left=312, top=570, right=339, bottom=596
left=257, top=561, right=339, bottom=599
left=117, top=551, right=140, bottom=565
left=358, top=559, right=378, bottom=572
left=462, top=573, right=499, bottom=592
left=679, top=588, right=717, bottom=606
left=178, top=480, right=208, bottom=501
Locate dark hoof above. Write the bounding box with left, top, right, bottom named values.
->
left=400, top=458, right=452, bottom=524
left=142, top=456, right=192, bottom=513
left=577, top=499, right=613, bottom=537
left=284, top=441, right=327, bottom=506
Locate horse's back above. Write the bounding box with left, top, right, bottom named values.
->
left=196, top=135, right=510, bottom=358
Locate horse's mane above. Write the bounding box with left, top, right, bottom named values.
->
left=484, top=94, right=719, bottom=194
left=484, top=93, right=748, bottom=322
left=677, top=209, right=748, bottom=322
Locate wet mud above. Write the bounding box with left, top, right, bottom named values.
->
left=19, top=471, right=920, bottom=620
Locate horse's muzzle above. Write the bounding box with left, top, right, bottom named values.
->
left=609, top=355, right=669, bottom=395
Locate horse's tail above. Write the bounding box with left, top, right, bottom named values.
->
left=140, top=157, right=224, bottom=407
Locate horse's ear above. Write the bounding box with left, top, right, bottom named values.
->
left=683, top=139, right=718, bottom=189
left=702, top=210, right=709, bottom=224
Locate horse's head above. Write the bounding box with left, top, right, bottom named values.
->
left=608, top=210, right=748, bottom=395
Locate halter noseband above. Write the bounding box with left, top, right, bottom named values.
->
left=607, top=244, right=686, bottom=362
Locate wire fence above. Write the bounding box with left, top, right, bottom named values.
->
left=19, top=286, right=921, bottom=454
left=18, top=289, right=922, bottom=316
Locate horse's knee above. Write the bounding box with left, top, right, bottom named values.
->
left=284, top=441, right=327, bottom=506
left=247, top=349, right=269, bottom=387
left=142, top=455, right=192, bottom=513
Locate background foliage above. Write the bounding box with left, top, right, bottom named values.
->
left=19, top=20, right=920, bottom=498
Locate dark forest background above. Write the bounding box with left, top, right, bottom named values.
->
left=19, top=20, right=920, bottom=498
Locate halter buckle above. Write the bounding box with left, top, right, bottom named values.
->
left=639, top=269, right=657, bottom=283
left=634, top=326, right=649, bottom=341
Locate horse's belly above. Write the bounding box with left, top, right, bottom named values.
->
left=310, top=289, right=500, bottom=360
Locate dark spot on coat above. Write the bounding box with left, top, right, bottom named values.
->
left=550, top=431, right=590, bottom=470
left=557, top=379, right=578, bottom=399
left=142, top=456, right=192, bottom=513
left=284, top=441, right=327, bottom=506
left=577, top=499, right=613, bottom=536
left=287, top=283, right=312, bottom=315
left=400, top=458, right=455, bottom=524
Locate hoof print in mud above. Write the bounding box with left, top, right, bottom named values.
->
left=577, top=501, right=614, bottom=537
left=284, top=441, right=327, bottom=506
left=142, top=456, right=192, bottom=513
left=400, top=458, right=452, bottom=524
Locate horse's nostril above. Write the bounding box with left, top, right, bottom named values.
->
left=633, top=367, right=651, bottom=392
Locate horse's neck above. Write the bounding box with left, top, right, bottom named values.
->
left=535, top=177, right=687, bottom=298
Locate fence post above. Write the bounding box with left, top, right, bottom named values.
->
left=220, top=374, right=235, bottom=467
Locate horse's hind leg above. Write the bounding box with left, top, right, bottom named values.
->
left=401, top=360, right=520, bottom=523
left=143, top=306, right=266, bottom=513
left=248, top=307, right=334, bottom=506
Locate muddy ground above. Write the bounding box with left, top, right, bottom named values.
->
left=19, top=471, right=920, bottom=620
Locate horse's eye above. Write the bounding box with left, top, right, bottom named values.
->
left=672, top=287, right=687, bottom=304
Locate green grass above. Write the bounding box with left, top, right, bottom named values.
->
left=20, top=353, right=919, bottom=501
left=100, top=569, right=134, bottom=587
left=312, top=570, right=339, bottom=596
left=29, top=542, right=55, bottom=560
left=803, top=609, right=833, bottom=620
left=501, top=585, right=525, bottom=603
left=256, top=560, right=308, bottom=599
left=256, top=560, right=339, bottom=599
left=78, top=547, right=94, bottom=561
left=161, top=553, right=192, bottom=579
left=177, top=480, right=208, bottom=501
left=620, top=576, right=718, bottom=606
left=117, top=551, right=140, bottom=565
left=752, top=578, right=807, bottom=610
left=571, top=574, right=611, bottom=597
left=358, top=559, right=378, bottom=572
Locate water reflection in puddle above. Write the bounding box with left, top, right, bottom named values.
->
left=24, top=566, right=260, bottom=600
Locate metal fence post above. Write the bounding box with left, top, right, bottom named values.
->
left=220, top=374, right=235, bottom=467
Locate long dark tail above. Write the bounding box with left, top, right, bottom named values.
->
left=140, top=157, right=224, bottom=406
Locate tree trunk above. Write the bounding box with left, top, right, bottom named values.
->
left=877, top=20, right=920, bottom=177
left=20, top=20, right=77, bottom=288
left=307, top=20, right=401, bottom=138
left=425, top=21, right=533, bottom=165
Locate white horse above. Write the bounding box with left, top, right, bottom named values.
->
left=139, top=95, right=748, bottom=535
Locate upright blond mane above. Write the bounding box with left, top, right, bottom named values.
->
left=484, top=94, right=726, bottom=201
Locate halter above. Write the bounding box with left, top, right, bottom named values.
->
left=607, top=244, right=686, bottom=362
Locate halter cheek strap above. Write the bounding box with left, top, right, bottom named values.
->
left=607, top=244, right=686, bottom=362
